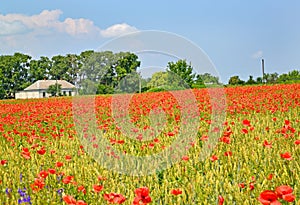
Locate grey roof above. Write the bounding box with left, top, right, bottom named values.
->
left=24, top=80, right=75, bottom=91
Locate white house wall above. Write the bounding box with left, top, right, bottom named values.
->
left=16, top=89, right=75, bottom=99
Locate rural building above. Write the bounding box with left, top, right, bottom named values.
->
left=15, top=80, right=76, bottom=99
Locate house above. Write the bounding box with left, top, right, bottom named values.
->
left=15, top=80, right=76, bottom=99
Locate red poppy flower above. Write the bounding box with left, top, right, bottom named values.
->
left=38, top=170, right=49, bottom=179
left=242, top=119, right=251, bottom=126
left=37, top=147, right=46, bottom=155
left=63, top=195, right=77, bottom=205
left=294, top=140, right=300, bottom=145
left=170, top=188, right=182, bottom=195
left=30, top=178, right=45, bottom=192
left=224, top=151, right=232, bottom=157
left=65, top=155, right=72, bottom=161
left=258, top=190, right=280, bottom=205
left=62, top=176, right=74, bottom=184
left=218, top=195, right=224, bottom=205
left=238, top=183, right=245, bottom=189
left=267, top=174, right=273, bottom=180
left=241, top=128, right=248, bottom=134
left=76, top=200, right=87, bottom=205
left=0, top=160, right=7, bottom=165
left=249, top=182, right=255, bottom=191
left=280, top=152, right=293, bottom=160
left=210, top=155, right=218, bottom=162
left=263, top=140, right=272, bottom=148
left=77, top=185, right=86, bottom=195
left=133, top=187, right=152, bottom=204
left=275, top=185, right=295, bottom=202
left=93, top=184, right=103, bottom=193
left=103, top=192, right=126, bottom=204
left=182, top=156, right=189, bottom=161
left=21, top=148, right=31, bottom=160
left=56, top=162, right=64, bottom=167
left=48, top=168, right=56, bottom=174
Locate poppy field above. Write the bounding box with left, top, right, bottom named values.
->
left=0, top=84, right=299, bottom=204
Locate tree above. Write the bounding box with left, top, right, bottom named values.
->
left=246, top=75, right=256, bottom=85
left=0, top=53, right=31, bottom=98
left=228, top=76, right=244, bottom=85
left=264, top=72, right=278, bottom=84
left=147, top=72, right=169, bottom=88
left=166, top=59, right=195, bottom=88
left=196, top=73, right=219, bottom=85
left=29, top=56, right=51, bottom=82
left=47, top=83, right=62, bottom=97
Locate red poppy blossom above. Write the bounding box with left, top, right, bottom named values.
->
left=263, top=140, right=272, bottom=148
left=37, top=147, right=46, bottom=155
left=181, top=156, right=189, bottom=161
left=218, top=195, right=224, bottom=205
left=0, top=160, right=7, bottom=165
left=65, top=155, right=72, bottom=161
left=62, top=176, right=74, bottom=184
left=258, top=190, right=280, bottom=205
left=77, top=185, right=86, bottom=195
left=62, top=195, right=77, bottom=205
left=224, top=151, right=232, bottom=157
left=294, top=140, right=300, bottom=145
left=38, top=170, right=49, bottom=179
left=133, top=187, right=152, bottom=205
left=242, top=119, right=251, bottom=126
left=275, top=185, right=295, bottom=202
left=103, top=192, right=126, bottom=204
left=170, top=188, right=182, bottom=195
left=56, top=162, right=64, bottom=167
left=93, top=184, right=103, bottom=193
left=210, top=155, right=218, bottom=162
left=280, top=152, right=293, bottom=160
left=48, top=168, right=56, bottom=174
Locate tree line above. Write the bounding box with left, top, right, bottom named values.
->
left=0, top=50, right=298, bottom=99
left=0, top=51, right=140, bottom=99
left=228, top=70, right=300, bottom=86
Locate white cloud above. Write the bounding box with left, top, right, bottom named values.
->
left=0, top=10, right=138, bottom=37
left=0, top=10, right=139, bottom=57
left=101, top=23, right=138, bottom=37
left=252, top=50, right=263, bottom=59
left=0, top=20, right=31, bottom=36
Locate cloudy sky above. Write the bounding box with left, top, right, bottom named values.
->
left=1, top=0, right=300, bottom=82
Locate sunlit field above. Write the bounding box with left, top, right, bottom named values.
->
left=0, top=84, right=299, bottom=205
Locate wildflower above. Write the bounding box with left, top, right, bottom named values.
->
left=103, top=192, right=126, bottom=204
left=218, top=195, right=224, bottom=205
left=170, top=189, right=182, bottom=195
left=280, top=152, right=293, bottom=160
left=210, top=155, right=218, bottom=162
left=263, top=140, right=272, bottom=148
left=0, top=160, right=7, bottom=165
left=133, top=187, right=151, bottom=205
left=275, top=185, right=295, bottom=202
left=62, top=176, right=74, bottom=184
left=18, top=188, right=32, bottom=204
left=93, top=184, right=103, bottom=193
left=181, top=156, right=189, bottom=161
left=258, top=190, right=280, bottom=205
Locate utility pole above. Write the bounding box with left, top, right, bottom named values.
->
left=262, top=59, right=265, bottom=83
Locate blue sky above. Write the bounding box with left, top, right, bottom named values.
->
left=1, top=0, right=300, bottom=82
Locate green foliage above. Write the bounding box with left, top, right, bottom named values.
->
left=46, top=83, right=62, bottom=97
left=228, top=76, right=245, bottom=85
left=166, top=59, right=195, bottom=88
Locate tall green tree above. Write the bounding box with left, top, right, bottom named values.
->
left=166, top=59, right=195, bottom=88
left=0, top=53, right=31, bottom=98
left=228, top=75, right=244, bottom=85
left=29, top=56, right=51, bottom=82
